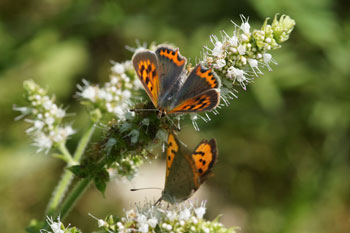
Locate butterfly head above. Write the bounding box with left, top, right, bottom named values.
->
left=157, top=109, right=167, bottom=118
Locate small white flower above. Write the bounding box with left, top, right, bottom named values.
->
left=122, top=90, right=131, bottom=99
left=56, top=108, right=66, bottom=118
left=43, top=100, right=53, bottom=110
left=51, top=130, right=63, bottom=143
left=194, top=206, right=206, bottom=219
left=137, top=214, right=147, bottom=224
left=45, top=117, right=55, bottom=126
left=166, top=224, right=172, bottom=231
left=110, top=76, right=118, bottom=85
left=214, top=59, right=226, bottom=69
left=97, top=219, right=107, bottom=227
left=191, top=216, right=198, bottom=224
left=203, top=227, right=210, bottom=233
left=81, top=86, right=97, bottom=101
left=45, top=216, right=64, bottom=233
left=105, top=93, right=113, bottom=102
left=97, top=89, right=108, bottom=100
left=123, top=60, right=133, bottom=71
left=112, top=63, right=125, bottom=74
left=26, top=120, right=44, bottom=133
left=138, top=223, right=149, bottom=233
left=133, top=79, right=143, bottom=89
left=240, top=56, right=247, bottom=65
left=34, top=94, right=41, bottom=101
left=226, top=66, right=248, bottom=89
left=212, top=41, right=224, bottom=57
left=263, top=53, right=272, bottom=63
left=241, top=21, right=250, bottom=34
left=113, top=106, right=125, bottom=116
left=33, top=132, right=53, bottom=153
left=248, top=58, right=262, bottom=76
left=237, top=44, right=246, bottom=55
left=178, top=209, right=191, bottom=221
left=117, top=222, right=124, bottom=229
left=148, top=217, right=158, bottom=228
left=248, top=58, right=258, bottom=68
left=229, top=35, right=238, bottom=46
left=127, top=208, right=137, bottom=217
left=240, top=34, right=249, bottom=42
left=166, top=211, right=177, bottom=221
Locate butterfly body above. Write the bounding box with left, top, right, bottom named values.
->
left=132, top=46, right=221, bottom=116
left=159, top=133, right=218, bottom=204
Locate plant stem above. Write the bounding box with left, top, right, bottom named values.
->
left=55, top=177, right=93, bottom=220
left=73, top=123, right=96, bottom=161
left=58, top=143, right=75, bottom=165
left=45, top=124, right=96, bottom=217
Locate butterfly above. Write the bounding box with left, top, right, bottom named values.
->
left=132, top=46, right=220, bottom=117
left=156, top=132, right=218, bottom=204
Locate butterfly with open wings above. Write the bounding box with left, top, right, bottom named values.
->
left=132, top=46, right=221, bottom=117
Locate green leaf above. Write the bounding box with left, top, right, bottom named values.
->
left=94, top=169, right=110, bottom=195
left=68, top=165, right=88, bottom=178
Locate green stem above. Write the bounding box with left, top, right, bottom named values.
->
left=58, top=143, right=75, bottom=166
left=73, top=123, right=96, bottom=161
left=45, top=124, right=96, bottom=217
left=45, top=169, right=74, bottom=217
left=55, top=177, right=93, bottom=220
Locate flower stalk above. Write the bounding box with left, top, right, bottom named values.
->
left=45, top=124, right=96, bottom=217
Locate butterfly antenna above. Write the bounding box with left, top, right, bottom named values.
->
left=130, top=187, right=162, bottom=191
left=130, top=108, right=158, bottom=112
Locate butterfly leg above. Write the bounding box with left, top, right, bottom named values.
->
left=154, top=197, right=162, bottom=206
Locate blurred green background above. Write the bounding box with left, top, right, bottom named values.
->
left=0, top=0, right=348, bottom=232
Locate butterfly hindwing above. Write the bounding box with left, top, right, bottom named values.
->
left=132, top=50, right=160, bottom=107
left=176, top=64, right=220, bottom=101
left=162, top=133, right=200, bottom=203
left=168, top=89, right=220, bottom=113
left=192, top=138, right=217, bottom=184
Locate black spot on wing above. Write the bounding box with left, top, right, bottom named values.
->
left=194, top=151, right=205, bottom=156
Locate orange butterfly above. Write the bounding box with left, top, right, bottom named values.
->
left=132, top=46, right=220, bottom=117
left=157, top=132, right=218, bottom=204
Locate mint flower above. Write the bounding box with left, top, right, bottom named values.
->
left=40, top=216, right=81, bottom=233
left=202, top=14, right=295, bottom=95
left=93, top=200, right=237, bottom=233
left=14, top=80, right=75, bottom=154
left=77, top=61, right=141, bottom=122
left=188, top=14, right=295, bottom=128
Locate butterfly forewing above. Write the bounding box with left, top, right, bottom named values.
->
left=155, top=47, right=187, bottom=106
left=192, top=139, right=218, bottom=183
left=132, top=51, right=160, bottom=107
